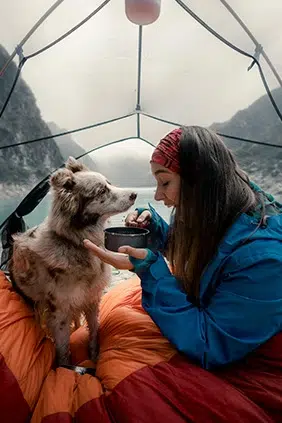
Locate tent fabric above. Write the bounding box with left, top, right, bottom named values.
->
left=0, top=271, right=282, bottom=422
left=1, top=1, right=282, bottom=203
left=1, top=0, right=282, bottom=238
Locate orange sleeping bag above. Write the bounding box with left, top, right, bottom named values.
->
left=0, top=270, right=282, bottom=422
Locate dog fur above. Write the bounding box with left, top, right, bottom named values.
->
left=9, top=157, right=137, bottom=366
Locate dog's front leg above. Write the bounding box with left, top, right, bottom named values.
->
left=85, top=305, right=99, bottom=362
left=46, top=309, right=71, bottom=366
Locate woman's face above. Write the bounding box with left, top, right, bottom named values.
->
left=151, top=162, right=181, bottom=207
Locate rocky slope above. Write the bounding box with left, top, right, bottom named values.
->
left=47, top=121, right=96, bottom=170
left=0, top=45, right=63, bottom=200
left=211, top=87, right=282, bottom=199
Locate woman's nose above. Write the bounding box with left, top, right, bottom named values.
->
left=154, top=188, right=163, bottom=201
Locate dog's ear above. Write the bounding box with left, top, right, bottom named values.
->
left=65, top=156, right=88, bottom=173
left=50, top=168, right=75, bottom=191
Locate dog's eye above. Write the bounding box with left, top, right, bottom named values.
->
left=97, top=186, right=109, bottom=196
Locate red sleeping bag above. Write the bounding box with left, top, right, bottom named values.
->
left=0, top=271, right=281, bottom=422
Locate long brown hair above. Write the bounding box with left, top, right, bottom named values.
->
left=167, top=126, right=259, bottom=305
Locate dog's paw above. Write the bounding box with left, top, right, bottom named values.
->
left=56, top=355, right=71, bottom=368
left=55, top=348, right=71, bottom=368
left=89, top=341, right=100, bottom=363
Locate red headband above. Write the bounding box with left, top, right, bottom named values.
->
left=151, top=128, right=182, bottom=173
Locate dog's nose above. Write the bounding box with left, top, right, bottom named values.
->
left=130, top=192, right=137, bottom=201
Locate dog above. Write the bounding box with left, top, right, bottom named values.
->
left=9, top=157, right=137, bottom=366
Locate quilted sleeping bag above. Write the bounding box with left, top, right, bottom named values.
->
left=0, top=270, right=282, bottom=422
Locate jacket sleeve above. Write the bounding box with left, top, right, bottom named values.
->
left=138, top=251, right=282, bottom=369
left=136, top=204, right=170, bottom=253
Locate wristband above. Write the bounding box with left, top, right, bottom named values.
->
left=129, top=248, right=158, bottom=272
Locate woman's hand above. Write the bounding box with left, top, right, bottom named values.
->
left=83, top=240, right=148, bottom=270
left=125, top=209, right=152, bottom=228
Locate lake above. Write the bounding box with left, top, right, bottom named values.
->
left=0, top=187, right=171, bottom=281
left=0, top=187, right=170, bottom=233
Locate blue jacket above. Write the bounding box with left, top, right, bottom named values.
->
left=136, top=202, right=282, bottom=370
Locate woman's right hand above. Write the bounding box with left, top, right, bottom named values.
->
left=125, top=209, right=152, bottom=228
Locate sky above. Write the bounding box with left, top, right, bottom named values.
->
left=0, top=0, right=281, bottom=153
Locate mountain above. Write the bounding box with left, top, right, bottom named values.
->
left=211, top=87, right=282, bottom=199
left=1, top=35, right=282, bottom=201
left=87, top=141, right=156, bottom=187
left=47, top=122, right=96, bottom=170
left=48, top=122, right=155, bottom=188
left=0, top=45, right=63, bottom=199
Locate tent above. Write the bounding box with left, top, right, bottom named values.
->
left=0, top=1, right=282, bottom=421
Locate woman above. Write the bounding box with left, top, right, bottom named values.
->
left=84, top=126, right=282, bottom=370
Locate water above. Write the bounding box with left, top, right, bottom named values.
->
left=0, top=187, right=170, bottom=231
left=0, top=196, right=23, bottom=226
left=108, top=187, right=170, bottom=227
left=0, top=187, right=171, bottom=281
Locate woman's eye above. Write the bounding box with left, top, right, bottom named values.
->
left=162, top=182, right=169, bottom=187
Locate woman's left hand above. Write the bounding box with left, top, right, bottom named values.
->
left=83, top=240, right=148, bottom=270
